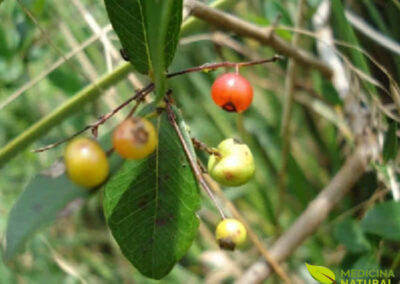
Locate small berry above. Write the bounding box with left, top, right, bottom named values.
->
left=112, top=117, right=158, bottom=159
left=64, top=138, right=109, bottom=188
left=211, top=73, right=253, bottom=113
left=208, top=138, right=255, bottom=187
left=215, top=218, right=247, bottom=250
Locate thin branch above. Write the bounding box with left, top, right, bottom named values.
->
left=164, top=95, right=226, bottom=219
left=192, top=138, right=222, bottom=157
left=236, top=144, right=376, bottom=284
left=31, top=57, right=281, bottom=153
left=166, top=56, right=283, bottom=78
left=33, top=84, right=154, bottom=152
left=184, top=0, right=333, bottom=78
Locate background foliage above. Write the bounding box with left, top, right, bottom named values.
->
left=1, top=0, right=400, bottom=283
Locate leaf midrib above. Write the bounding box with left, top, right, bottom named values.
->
left=138, top=0, right=152, bottom=72
left=151, top=115, right=162, bottom=277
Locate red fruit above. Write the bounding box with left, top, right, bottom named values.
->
left=211, top=73, right=253, bottom=113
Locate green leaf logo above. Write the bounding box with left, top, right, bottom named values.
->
left=305, top=263, right=336, bottom=284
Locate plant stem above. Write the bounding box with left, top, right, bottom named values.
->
left=31, top=56, right=281, bottom=153
left=167, top=55, right=283, bottom=78
left=33, top=84, right=154, bottom=152
left=0, top=63, right=133, bottom=167
left=165, top=95, right=226, bottom=219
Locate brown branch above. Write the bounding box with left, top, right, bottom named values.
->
left=235, top=144, right=376, bottom=284
left=33, top=57, right=280, bottom=152
left=33, top=84, right=154, bottom=152
left=184, top=0, right=333, bottom=78
left=192, top=137, right=221, bottom=158
left=167, top=55, right=283, bottom=78
left=164, top=94, right=226, bottom=219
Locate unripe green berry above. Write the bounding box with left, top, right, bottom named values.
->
left=208, top=138, right=255, bottom=186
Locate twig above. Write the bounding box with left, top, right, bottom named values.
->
left=192, top=138, right=221, bottom=157
left=164, top=93, right=226, bottom=219
left=183, top=0, right=333, bottom=78
left=276, top=0, right=305, bottom=220
left=33, top=84, right=154, bottom=152
left=32, top=57, right=281, bottom=152
left=202, top=174, right=292, bottom=284
left=166, top=56, right=283, bottom=78
left=235, top=145, right=376, bottom=284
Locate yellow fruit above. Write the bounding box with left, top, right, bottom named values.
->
left=64, top=138, right=109, bottom=188
left=215, top=218, right=247, bottom=250
left=112, top=117, right=158, bottom=159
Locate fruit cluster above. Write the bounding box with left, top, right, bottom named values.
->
left=210, top=72, right=254, bottom=249
left=64, top=117, right=157, bottom=189
left=63, top=71, right=255, bottom=250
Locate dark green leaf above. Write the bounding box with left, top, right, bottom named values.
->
left=4, top=174, right=89, bottom=262
left=383, top=120, right=398, bottom=162
left=361, top=201, right=400, bottom=240
left=48, top=66, right=85, bottom=95
left=334, top=219, right=371, bottom=254
left=104, top=0, right=182, bottom=99
left=103, top=110, right=200, bottom=279
left=312, top=71, right=343, bottom=105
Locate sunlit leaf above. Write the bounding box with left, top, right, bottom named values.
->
left=306, top=263, right=336, bottom=284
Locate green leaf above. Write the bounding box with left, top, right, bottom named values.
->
left=334, top=219, right=371, bottom=254
left=361, top=201, right=400, bottom=240
left=331, top=0, right=376, bottom=95
left=103, top=110, right=200, bottom=279
left=104, top=0, right=182, bottom=99
left=48, top=66, right=85, bottom=95
left=305, top=263, right=336, bottom=284
left=383, top=120, right=398, bottom=162
left=4, top=173, right=89, bottom=262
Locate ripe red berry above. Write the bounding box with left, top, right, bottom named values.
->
left=211, top=73, right=253, bottom=113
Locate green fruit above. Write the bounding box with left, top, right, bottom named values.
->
left=215, top=218, right=247, bottom=250
left=208, top=138, right=255, bottom=187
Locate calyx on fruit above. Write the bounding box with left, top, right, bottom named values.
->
left=215, top=218, right=247, bottom=250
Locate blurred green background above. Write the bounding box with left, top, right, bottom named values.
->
left=1, top=0, right=400, bottom=283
